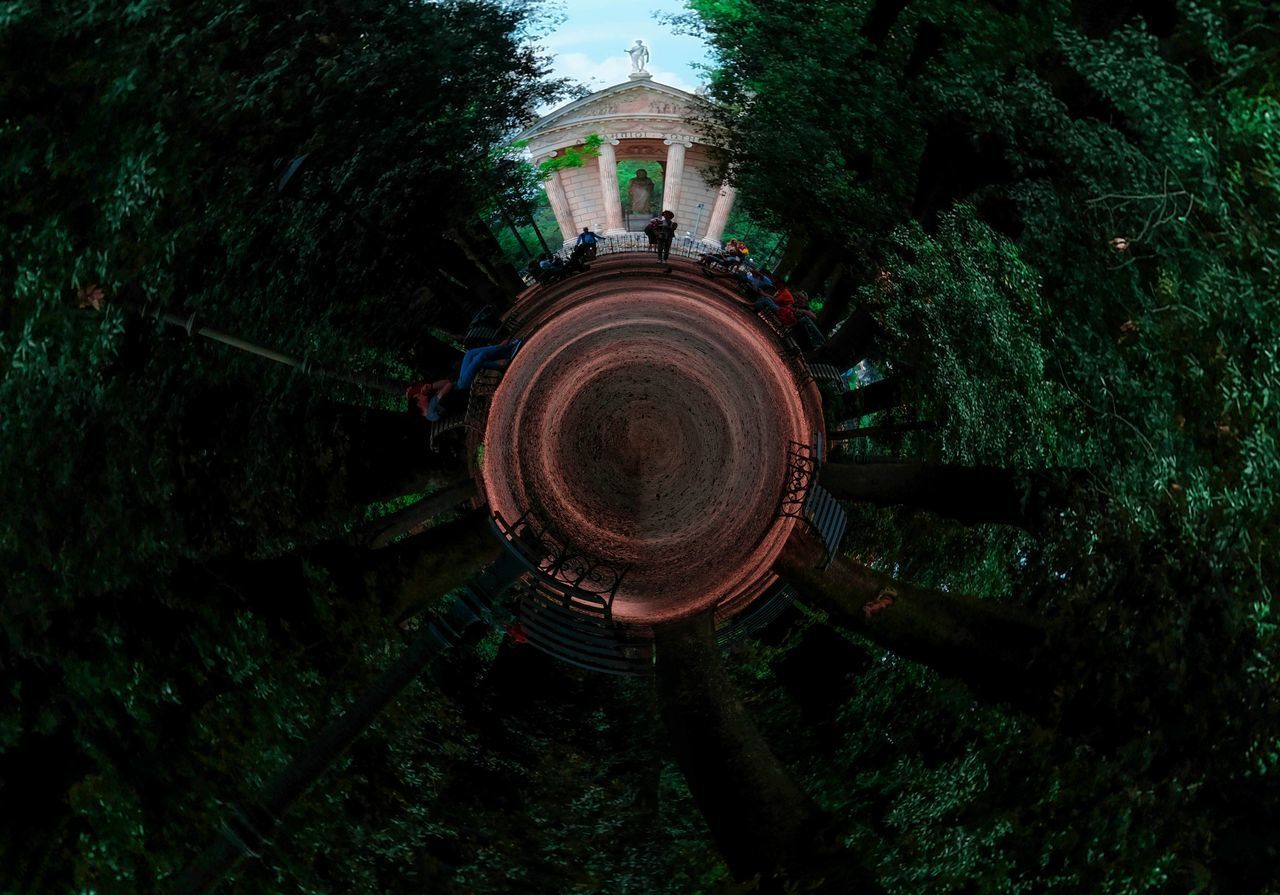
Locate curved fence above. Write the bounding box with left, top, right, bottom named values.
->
left=518, top=233, right=732, bottom=285
left=591, top=231, right=718, bottom=261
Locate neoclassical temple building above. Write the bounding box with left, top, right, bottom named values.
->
left=516, top=69, right=737, bottom=248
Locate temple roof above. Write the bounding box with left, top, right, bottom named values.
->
left=516, top=79, right=716, bottom=158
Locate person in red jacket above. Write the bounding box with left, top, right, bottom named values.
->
left=406, top=339, right=522, bottom=421
left=753, top=276, right=795, bottom=320
left=406, top=380, right=453, bottom=421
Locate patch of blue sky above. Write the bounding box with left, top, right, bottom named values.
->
left=534, top=0, right=710, bottom=102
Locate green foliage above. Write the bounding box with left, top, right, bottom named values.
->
left=687, top=0, right=1280, bottom=891
left=5, top=1, right=1280, bottom=893
left=0, top=1, right=568, bottom=891
left=535, top=132, right=605, bottom=177
left=870, top=207, right=1066, bottom=467
left=489, top=191, right=564, bottom=268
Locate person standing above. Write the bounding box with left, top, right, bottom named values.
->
left=646, top=210, right=677, bottom=262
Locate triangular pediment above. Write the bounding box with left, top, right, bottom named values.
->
left=516, top=80, right=716, bottom=155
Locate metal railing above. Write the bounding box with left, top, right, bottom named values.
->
left=513, top=238, right=818, bottom=393
left=491, top=508, right=630, bottom=616
left=778, top=441, right=818, bottom=520
left=516, top=233, right=716, bottom=285
left=592, top=232, right=716, bottom=261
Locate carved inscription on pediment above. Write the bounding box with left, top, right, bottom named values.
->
left=648, top=100, right=694, bottom=116
left=579, top=101, right=620, bottom=117
left=579, top=93, right=699, bottom=118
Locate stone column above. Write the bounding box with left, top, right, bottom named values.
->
left=662, top=138, right=691, bottom=219
left=701, top=182, right=737, bottom=247
left=596, top=138, right=626, bottom=236
left=537, top=152, right=576, bottom=245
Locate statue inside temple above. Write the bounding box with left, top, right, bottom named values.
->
left=627, top=168, right=654, bottom=215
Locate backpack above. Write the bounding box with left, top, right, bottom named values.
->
left=644, top=217, right=663, bottom=237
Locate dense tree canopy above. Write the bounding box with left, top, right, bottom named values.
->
left=675, top=0, right=1280, bottom=891
left=3, top=0, right=1278, bottom=893
left=0, top=1, right=579, bottom=890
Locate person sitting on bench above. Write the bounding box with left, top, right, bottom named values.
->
left=720, top=239, right=750, bottom=266
left=456, top=339, right=521, bottom=389
left=406, top=379, right=453, bottom=422
left=753, top=276, right=793, bottom=315
left=738, top=265, right=774, bottom=300
left=407, top=339, right=522, bottom=421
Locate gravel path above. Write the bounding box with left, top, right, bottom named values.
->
left=483, top=266, right=817, bottom=624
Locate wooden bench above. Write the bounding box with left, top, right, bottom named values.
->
left=716, top=581, right=796, bottom=646
left=462, top=322, right=501, bottom=348
left=428, top=369, right=504, bottom=453
left=808, top=362, right=847, bottom=387
left=429, top=414, right=466, bottom=452
left=517, top=579, right=653, bottom=676
left=803, top=484, right=847, bottom=570
left=755, top=307, right=814, bottom=389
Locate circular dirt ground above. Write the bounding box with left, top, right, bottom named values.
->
left=483, top=271, right=817, bottom=624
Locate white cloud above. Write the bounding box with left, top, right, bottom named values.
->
left=542, top=24, right=655, bottom=49
left=529, top=2, right=708, bottom=115
left=546, top=50, right=699, bottom=96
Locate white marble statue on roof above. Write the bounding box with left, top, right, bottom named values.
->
left=626, top=39, right=650, bottom=75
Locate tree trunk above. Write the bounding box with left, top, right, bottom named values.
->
left=774, top=232, right=810, bottom=281
left=827, top=420, right=936, bottom=440
left=347, top=477, right=477, bottom=549
left=331, top=509, right=505, bottom=623
left=653, top=613, right=883, bottom=893
left=167, top=386, right=456, bottom=549
left=911, top=117, right=1014, bottom=230
left=315, top=400, right=462, bottom=506
left=816, top=307, right=879, bottom=367
left=443, top=225, right=522, bottom=306
left=820, top=462, right=1076, bottom=530
left=836, top=377, right=902, bottom=418
left=792, top=241, right=844, bottom=295
left=815, top=266, right=856, bottom=333
left=168, top=512, right=502, bottom=681
left=774, top=529, right=1052, bottom=712
left=1071, top=0, right=1179, bottom=38
left=904, top=20, right=947, bottom=79
left=861, top=0, right=912, bottom=44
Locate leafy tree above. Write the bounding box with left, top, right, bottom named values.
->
left=674, top=0, right=1280, bottom=890
left=0, top=2, right=570, bottom=892
left=6, top=1, right=1280, bottom=893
